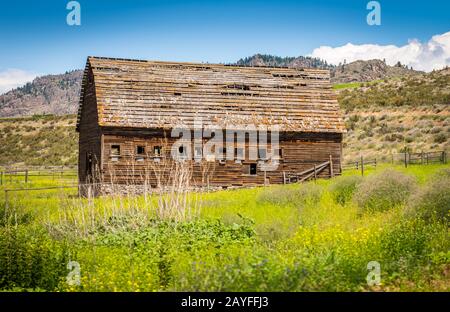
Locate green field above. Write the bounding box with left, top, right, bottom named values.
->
left=0, top=164, right=449, bottom=292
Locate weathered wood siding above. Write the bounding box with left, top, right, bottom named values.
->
left=78, top=66, right=102, bottom=185
left=98, top=129, right=342, bottom=188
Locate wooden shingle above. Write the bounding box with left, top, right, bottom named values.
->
left=77, top=56, right=345, bottom=133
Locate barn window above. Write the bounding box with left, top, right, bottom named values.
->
left=136, top=146, right=145, bottom=155
left=136, top=145, right=145, bottom=162
left=235, top=147, right=244, bottom=160
left=86, top=152, right=93, bottom=177
left=111, top=145, right=120, bottom=162
left=154, top=146, right=162, bottom=156
left=249, top=163, right=257, bottom=175
left=178, top=145, right=189, bottom=159
left=258, top=148, right=267, bottom=160
left=194, top=146, right=202, bottom=158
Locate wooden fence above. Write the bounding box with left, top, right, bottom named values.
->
left=0, top=165, right=77, bottom=185
left=343, top=149, right=448, bottom=176
left=395, top=150, right=447, bottom=167
left=283, top=156, right=335, bottom=184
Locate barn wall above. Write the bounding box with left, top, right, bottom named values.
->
left=98, top=128, right=342, bottom=188
left=77, top=67, right=102, bottom=188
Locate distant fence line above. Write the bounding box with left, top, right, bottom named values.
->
left=0, top=164, right=77, bottom=172
left=0, top=150, right=448, bottom=185
left=0, top=165, right=77, bottom=185
left=342, top=150, right=448, bottom=176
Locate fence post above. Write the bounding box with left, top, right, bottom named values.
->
left=329, top=155, right=334, bottom=178
left=404, top=151, right=408, bottom=168
left=361, top=155, right=364, bottom=176
left=444, top=151, right=447, bottom=164
left=283, top=171, right=286, bottom=184
left=5, top=190, right=8, bottom=210
left=426, top=153, right=429, bottom=165
left=314, top=164, right=317, bottom=181
left=374, top=158, right=377, bottom=169
left=0, top=171, right=2, bottom=185
left=25, top=169, right=28, bottom=183
left=421, top=151, right=424, bottom=165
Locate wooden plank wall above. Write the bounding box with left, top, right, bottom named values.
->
left=98, top=128, right=342, bottom=188
left=78, top=66, right=102, bottom=186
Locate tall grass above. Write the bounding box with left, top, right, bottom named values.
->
left=354, top=169, right=416, bottom=213
left=407, top=168, right=450, bottom=222
left=0, top=164, right=449, bottom=291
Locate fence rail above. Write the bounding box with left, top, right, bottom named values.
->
left=0, top=167, right=78, bottom=185
left=342, top=149, right=448, bottom=176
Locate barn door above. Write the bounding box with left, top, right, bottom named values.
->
left=85, top=152, right=94, bottom=182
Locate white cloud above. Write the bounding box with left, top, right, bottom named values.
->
left=0, top=69, right=39, bottom=95
left=310, top=31, right=450, bottom=72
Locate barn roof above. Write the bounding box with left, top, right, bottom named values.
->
left=77, top=56, right=345, bottom=133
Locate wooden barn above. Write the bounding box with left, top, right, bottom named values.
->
left=76, top=56, right=345, bottom=195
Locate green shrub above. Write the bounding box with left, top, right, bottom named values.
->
left=433, top=133, right=447, bottom=143
left=430, top=126, right=442, bottom=134
left=329, top=175, right=363, bottom=205
left=354, top=169, right=416, bottom=213
left=256, top=183, right=322, bottom=207
left=378, top=218, right=445, bottom=272
left=407, top=169, right=450, bottom=222
left=0, top=226, right=70, bottom=291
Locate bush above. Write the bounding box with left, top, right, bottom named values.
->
left=329, top=175, right=363, bottom=205
left=430, top=126, right=442, bottom=134
left=256, top=183, right=322, bottom=207
left=433, top=133, right=447, bottom=143
left=354, top=169, right=416, bottom=213
left=0, top=226, right=70, bottom=291
left=378, top=218, right=445, bottom=271
left=407, top=169, right=450, bottom=222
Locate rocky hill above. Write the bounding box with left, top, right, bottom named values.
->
left=237, top=54, right=422, bottom=83
left=331, top=59, right=422, bottom=83
left=0, top=70, right=82, bottom=117
left=236, top=54, right=334, bottom=69
left=338, top=66, right=450, bottom=111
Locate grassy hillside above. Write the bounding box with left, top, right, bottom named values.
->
left=0, top=114, right=77, bottom=166
left=344, top=105, right=450, bottom=161
left=1, top=164, right=449, bottom=291
left=338, top=68, right=450, bottom=111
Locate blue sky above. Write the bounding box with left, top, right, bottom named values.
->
left=0, top=0, right=449, bottom=92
